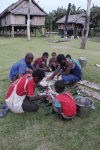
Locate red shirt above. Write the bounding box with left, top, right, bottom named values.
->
left=49, top=58, right=57, bottom=66
left=56, top=91, right=77, bottom=117
left=33, top=57, right=47, bottom=67
left=5, top=74, right=35, bottom=99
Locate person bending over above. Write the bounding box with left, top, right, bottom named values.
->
left=33, top=52, right=50, bottom=71
left=5, top=69, right=48, bottom=114
left=9, top=53, right=35, bottom=82
left=47, top=54, right=82, bottom=89
left=53, top=80, right=77, bottom=120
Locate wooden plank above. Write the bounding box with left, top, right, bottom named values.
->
left=49, top=39, right=70, bottom=43
left=79, top=86, right=100, bottom=101
left=78, top=80, right=100, bottom=90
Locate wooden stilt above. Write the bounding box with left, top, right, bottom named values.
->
left=35, top=27, right=36, bottom=37
left=5, top=27, right=7, bottom=36
left=40, top=26, right=42, bottom=37
left=2, top=28, right=4, bottom=36
left=3, top=28, right=4, bottom=36
left=11, top=26, right=14, bottom=38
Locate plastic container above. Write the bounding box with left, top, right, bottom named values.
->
left=78, top=57, right=88, bottom=68
left=75, top=97, right=94, bottom=118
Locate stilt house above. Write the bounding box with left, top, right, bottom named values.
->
left=56, top=13, right=86, bottom=36
left=0, top=0, right=48, bottom=37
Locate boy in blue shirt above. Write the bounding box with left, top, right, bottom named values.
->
left=9, top=53, right=35, bottom=81
left=66, top=54, right=81, bottom=69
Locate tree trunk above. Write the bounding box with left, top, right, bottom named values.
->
left=64, top=3, right=71, bottom=40
left=51, top=19, right=52, bottom=32
left=27, top=0, right=31, bottom=41
left=80, top=0, right=91, bottom=49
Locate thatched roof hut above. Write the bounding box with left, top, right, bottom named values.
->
left=56, top=13, right=87, bottom=36
left=0, top=0, right=47, bottom=18
left=0, top=0, right=48, bottom=37
left=56, top=13, right=86, bottom=25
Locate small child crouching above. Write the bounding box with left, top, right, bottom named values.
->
left=49, top=52, right=58, bottom=71
left=53, top=80, right=77, bottom=120
left=33, top=52, right=50, bottom=72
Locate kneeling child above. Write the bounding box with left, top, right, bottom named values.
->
left=53, top=80, right=77, bottom=120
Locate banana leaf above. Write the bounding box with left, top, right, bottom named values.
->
left=44, top=105, right=53, bottom=110
left=41, top=103, right=52, bottom=108
left=49, top=107, right=55, bottom=114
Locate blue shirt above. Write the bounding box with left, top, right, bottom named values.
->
left=72, top=59, right=81, bottom=69
left=55, top=99, right=61, bottom=107
left=70, top=61, right=82, bottom=79
left=9, top=58, right=33, bottom=79
left=62, top=59, right=82, bottom=80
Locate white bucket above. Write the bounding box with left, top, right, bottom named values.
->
left=78, top=57, right=88, bottom=68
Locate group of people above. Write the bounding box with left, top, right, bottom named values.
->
left=4, top=52, right=82, bottom=120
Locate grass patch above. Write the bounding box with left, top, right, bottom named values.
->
left=0, top=36, right=100, bottom=149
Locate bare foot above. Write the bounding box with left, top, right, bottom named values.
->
left=54, top=113, right=60, bottom=120
left=68, top=82, right=78, bottom=89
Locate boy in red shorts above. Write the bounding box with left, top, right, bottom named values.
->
left=33, top=52, right=49, bottom=71
left=5, top=69, right=48, bottom=114
left=49, top=52, right=58, bottom=71
left=53, top=80, right=77, bottom=120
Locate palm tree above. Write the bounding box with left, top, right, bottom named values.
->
left=70, top=4, right=86, bottom=15
left=92, top=7, right=100, bottom=19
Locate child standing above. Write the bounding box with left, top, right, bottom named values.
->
left=53, top=80, right=77, bottom=120
left=33, top=52, right=49, bottom=71
left=49, top=52, right=57, bottom=71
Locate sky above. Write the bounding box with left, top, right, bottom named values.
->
left=0, top=0, right=100, bottom=14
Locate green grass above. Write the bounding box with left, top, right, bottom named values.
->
left=0, top=36, right=100, bottom=150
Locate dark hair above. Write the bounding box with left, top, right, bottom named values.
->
left=55, top=80, right=65, bottom=91
left=52, top=52, right=56, bottom=55
left=66, top=54, right=71, bottom=59
left=57, top=54, right=66, bottom=63
left=32, top=69, right=45, bottom=80
left=43, top=52, right=49, bottom=57
left=25, top=53, right=33, bottom=59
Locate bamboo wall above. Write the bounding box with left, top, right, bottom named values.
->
left=0, top=14, right=45, bottom=27
left=58, top=23, right=75, bottom=30
left=11, top=14, right=25, bottom=25
left=0, top=13, right=11, bottom=26
left=58, top=23, right=83, bottom=30
left=31, top=16, right=45, bottom=26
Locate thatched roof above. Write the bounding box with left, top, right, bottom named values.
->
left=0, top=0, right=48, bottom=18
left=56, top=13, right=86, bottom=25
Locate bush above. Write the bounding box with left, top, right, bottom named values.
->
left=90, top=29, right=94, bottom=37
left=96, top=32, right=100, bottom=37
